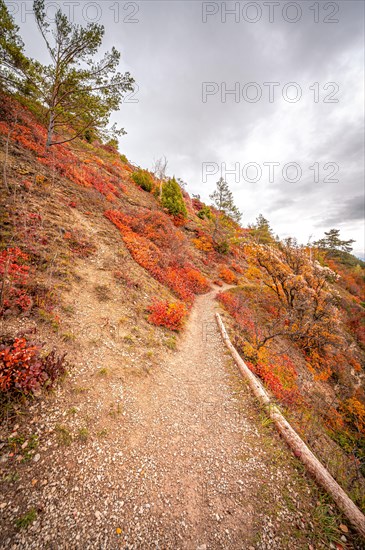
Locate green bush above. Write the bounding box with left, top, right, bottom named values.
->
left=131, top=169, right=153, bottom=192
left=197, top=205, right=212, bottom=220
left=161, top=178, right=187, bottom=218
left=120, top=154, right=128, bottom=163
left=215, top=240, right=230, bottom=254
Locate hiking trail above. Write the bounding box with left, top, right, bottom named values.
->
left=1, top=286, right=336, bottom=549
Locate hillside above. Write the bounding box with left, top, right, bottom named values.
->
left=0, top=93, right=365, bottom=548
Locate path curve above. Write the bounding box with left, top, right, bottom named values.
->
left=1, top=288, right=336, bottom=549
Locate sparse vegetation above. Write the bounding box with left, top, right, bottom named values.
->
left=77, top=427, right=89, bottom=443
left=97, top=367, right=109, bottom=376
left=15, top=508, right=37, bottom=530
left=164, top=336, right=177, bottom=350
left=55, top=424, right=72, bottom=446
left=94, top=285, right=111, bottom=302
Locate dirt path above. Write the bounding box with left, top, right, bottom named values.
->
left=1, top=288, right=337, bottom=549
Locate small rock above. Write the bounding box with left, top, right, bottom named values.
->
left=339, top=524, right=348, bottom=533
left=33, top=454, right=41, bottom=463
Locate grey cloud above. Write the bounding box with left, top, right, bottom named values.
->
left=321, top=195, right=365, bottom=226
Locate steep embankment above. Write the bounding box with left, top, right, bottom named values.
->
left=1, top=286, right=357, bottom=549
left=0, top=95, right=364, bottom=548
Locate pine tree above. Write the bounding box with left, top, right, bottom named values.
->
left=314, top=229, right=355, bottom=253
left=32, top=0, right=134, bottom=148
left=209, top=178, right=242, bottom=223
left=250, top=214, right=274, bottom=244
left=0, top=1, right=30, bottom=92
left=209, top=178, right=242, bottom=245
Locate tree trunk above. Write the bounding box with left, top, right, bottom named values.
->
left=46, top=110, right=55, bottom=149
left=3, top=130, right=10, bottom=192
left=2, top=115, right=17, bottom=191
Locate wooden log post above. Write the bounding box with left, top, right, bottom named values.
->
left=215, top=312, right=365, bottom=539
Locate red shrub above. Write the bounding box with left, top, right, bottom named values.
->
left=183, top=268, right=210, bottom=294
left=172, top=214, right=186, bottom=227
left=148, top=300, right=188, bottom=331
left=0, top=248, right=31, bottom=315
left=164, top=268, right=194, bottom=302
left=0, top=99, right=126, bottom=202
left=217, top=291, right=258, bottom=343
left=249, top=359, right=300, bottom=406
left=231, top=261, right=245, bottom=275
left=0, top=337, right=66, bottom=395
left=192, top=197, right=204, bottom=211
left=105, top=210, right=209, bottom=304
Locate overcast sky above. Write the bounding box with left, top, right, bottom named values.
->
left=10, top=0, right=365, bottom=255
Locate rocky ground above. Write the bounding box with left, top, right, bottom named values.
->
left=0, top=286, right=359, bottom=549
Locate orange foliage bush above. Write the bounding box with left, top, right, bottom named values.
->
left=218, top=266, right=237, bottom=284
left=341, top=397, right=365, bottom=435
left=327, top=258, right=365, bottom=302
left=193, top=235, right=214, bottom=252
left=217, top=291, right=255, bottom=335
left=147, top=300, right=187, bottom=331
left=324, top=407, right=345, bottom=432
left=217, top=291, right=300, bottom=405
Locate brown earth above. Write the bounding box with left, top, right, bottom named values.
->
left=0, top=276, right=355, bottom=549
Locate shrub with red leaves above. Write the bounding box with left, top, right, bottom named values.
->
left=0, top=248, right=31, bottom=316
left=183, top=268, right=211, bottom=294
left=147, top=300, right=187, bottom=331
left=0, top=97, right=127, bottom=202
left=247, top=355, right=300, bottom=406
left=0, top=337, right=66, bottom=395
left=105, top=210, right=210, bottom=304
